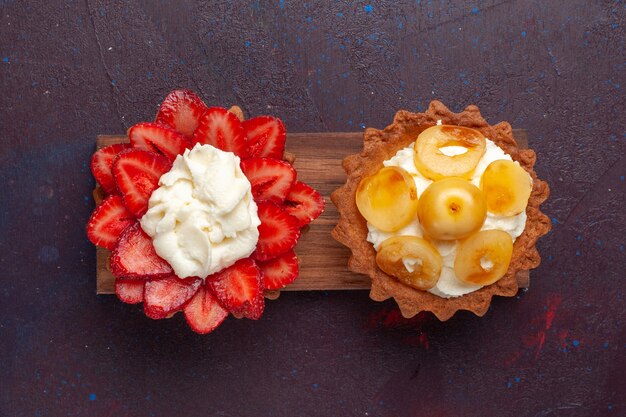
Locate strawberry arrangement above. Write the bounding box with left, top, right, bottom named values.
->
left=87, top=89, right=324, bottom=334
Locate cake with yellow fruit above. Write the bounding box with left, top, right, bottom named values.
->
left=331, top=101, right=551, bottom=320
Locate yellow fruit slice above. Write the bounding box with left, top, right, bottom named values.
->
left=413, top=125, right=487, bottom=180
left=355, top=166, right=419, bottom=232
left=376, top=236, right=443, bottom=290
left=417, top=177, right=487, bottom=240
left=454, top=229, right=513, bottom=286
left=480, top=159, right=532, bottom=216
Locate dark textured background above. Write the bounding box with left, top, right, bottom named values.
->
left=1, top=1, right=625, bottom=416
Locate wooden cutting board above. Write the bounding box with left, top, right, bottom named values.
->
left=96, top=130, right=529, bottom=294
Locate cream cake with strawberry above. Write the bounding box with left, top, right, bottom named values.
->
left=332, top=101, right=550, bottom=320
left=87, top=90, right=324, bottom=333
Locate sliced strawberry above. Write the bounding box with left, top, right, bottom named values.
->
left=240, top=157, right=296, bottom=203
left=144, top=276, right=202, bottom=319
left=208, top=258, right=264, bottom=319
left=128, top=122, right=190, bottom=162
left=258, top=250, right=299, bottom=290
left=240, top=290, right=265, bottom=320
left=86, top=195, right=135, bottom=250
left=253, top=202, right=301, bottom=261
left=91, top=143, right=130, bottom=194
left=242, top=116, right=286, bottom=159
left=155, top=89, right=208, bottom=138
left=112, top=149, right=171, bottom=217
left=115, top=279, right=145, bottom=304
left=192, top=107, right=248, bottom=157
left=183, top=284, right=229, bottom=334
left=110, top=223, right=173, bottom=279
left=283, top=181, right=325, bottom=227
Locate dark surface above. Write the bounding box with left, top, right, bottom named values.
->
left=1, top=1, right=624, bottom=416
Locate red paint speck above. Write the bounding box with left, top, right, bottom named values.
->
left=366, top=308, right=434, bottom=330
left=557, top=329, right=569, bottom=348
left=534, top=294, right=562, bottom=359
left=503, top=350, right=522, bottom=367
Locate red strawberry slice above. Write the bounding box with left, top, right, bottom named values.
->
left=208, top=258, right=264, bottom=319
left=110, top=223, right=173, bottom=279
left=115, top=279, right=145, bottom=304
left=128, top=122, right=190, bottom=162
left=240, top=290, right=265, bottom=320
left=283, top=181, right=325, bottom=227
left=144, top=276, right=202, bottom=319
left=258, top=250, right=299, bottom=290
left=112, top=148, right=171, bottom=217
left=91, top=143, right=130, bottom=194
left=155, top=89, right=208, bottom=138
left=243, top=116, right=286, bottom=159
left=183, top=284, right=229, bottom=334
left=240, top=158, right=296, bottom=203
left=192, top=107, right=248, bottom=157
left=86, top=195, right=135, bottom=250
left=253, top=202, right=301, bottom=261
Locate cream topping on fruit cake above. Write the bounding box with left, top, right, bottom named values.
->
left=86, top=89, right=324, bottom=334
left=140, top=143, right=261, bottom=279
left=357, top=124, right=532, bottom=298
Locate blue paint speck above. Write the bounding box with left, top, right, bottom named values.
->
left=573, top=340, right=580, bottom=347
left=312, top=383, right=319, bottom=389
left=39, top=246, right=59, bottom=263
left=575, top=250, right=581, bottom=256
left=547, top=255, right=553, bottom=261
left=471, top=6, right=479, bottom=14
left=514, top=376, right=521, bottom=383
left=245, top=41, right=251, bottom=47
left=306, top=17, right=312, bottom=23
left=111, top=79, right=116, bottom=86
left=147, top=71, right=153, bottom=80
left=608, top=404, right=613, bottom=410
left=337, top=12, right=343, bottom=17
left=364, top=5, right=373, bottom=13
left=279, top=0, right=285, bottom=9
left=360, top=123, right=366, bottom=129
left=551, top=217, right=559, bottom=225
left=576, top=235, right=582, bottom=241
left=506, top=381, right=512, bottom=388
left=521, top=31, right=527, bottom=38
left=603, top=341, right=609, bottom=349
left=89, top=393, right=96, bottom=401
left=611, top=23, right=619, bottom=29
left=620, top=175, right=624, bottom=181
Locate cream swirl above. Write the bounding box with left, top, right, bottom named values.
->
left=140, top=143, right=260, bottom=279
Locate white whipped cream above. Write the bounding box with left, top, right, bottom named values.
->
left=140, top=143, right=261, bottom=279
left=402, top=257, right=423, bottom=273
left=366, top=138, right=528, bottom=298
